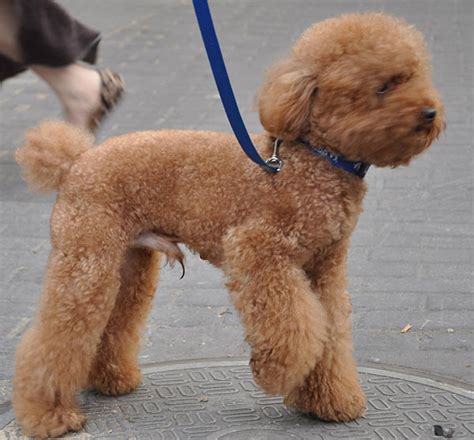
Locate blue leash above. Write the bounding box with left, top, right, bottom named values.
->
left=192, top=0, right=280, bottom=173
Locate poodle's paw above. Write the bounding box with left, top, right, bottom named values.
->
left=250, top=346, right=316, bottom=396
left=90, top=364, right=142, bottom=396
left=19, top=407, right=86, bottom=439
left=285, top=378, right=366, bottom=422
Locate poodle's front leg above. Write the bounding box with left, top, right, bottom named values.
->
left=285, top=240, right=366, bottom=421
left=13, top=241, right=123, bottom=438
left=223, top=226, right=328, bottom=396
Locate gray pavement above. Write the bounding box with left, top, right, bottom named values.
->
left=2, top=360, right=474, bottom=439
left=0, top=0, right=473, bottom=431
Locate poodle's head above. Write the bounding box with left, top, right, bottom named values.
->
left=258, top=12, right=444, bottom=167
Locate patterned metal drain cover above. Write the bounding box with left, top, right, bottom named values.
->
left=1, top=360, right=473, bottom=439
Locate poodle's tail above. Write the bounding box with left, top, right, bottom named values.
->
left=15, top=120, right=94, bottom=192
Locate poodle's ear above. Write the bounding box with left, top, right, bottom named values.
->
left=258, top=57, right=317, bottom=140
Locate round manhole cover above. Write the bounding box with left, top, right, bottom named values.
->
left=1, top=360, right=473, bottom=439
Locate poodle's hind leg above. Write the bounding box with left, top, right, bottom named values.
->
left=88, top=247, right=161, bottom=396
left=223, top=225, right=329, bottom=397
left=285, top=241, right=366, bottom=422
left=13, top=237, right=124, bottom=438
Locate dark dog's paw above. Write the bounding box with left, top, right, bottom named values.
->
left=285, top=377, right=366, bottom=422
left=89, top=364, right=142, bottom=396
left=250, top=346, right=315, bottom=396
left=20, top=407, right=86, bottom=438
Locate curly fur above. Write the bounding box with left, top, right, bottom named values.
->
left=15, top=120, right=93, bottom=192
left=13, top=12, right=444, bottom=438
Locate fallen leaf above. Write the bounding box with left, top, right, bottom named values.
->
left=401, top=324, right=412, bottom=333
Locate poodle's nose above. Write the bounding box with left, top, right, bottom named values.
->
left=422, top=107, right=437, bottom=122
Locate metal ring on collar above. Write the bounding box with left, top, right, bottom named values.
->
left=265, top=138, right=283, bottom=172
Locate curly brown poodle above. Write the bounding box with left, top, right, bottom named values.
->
left=13, top=12, right=444, bottom=438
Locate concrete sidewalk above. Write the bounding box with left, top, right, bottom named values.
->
left=0, top=0, right=472, bottom=437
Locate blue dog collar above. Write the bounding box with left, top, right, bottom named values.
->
left=300, top=139, right=371, bottom=178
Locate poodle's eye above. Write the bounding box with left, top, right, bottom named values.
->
left=376, top=82, right=391, bottom=95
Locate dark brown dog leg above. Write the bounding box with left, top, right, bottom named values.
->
left=285, top=241, right=366, bottom=421
left=223, top=225, right=328, bottom=396
left=88, top=247, right=161, bottom=396
left=13, top=240, right=124, bottom=438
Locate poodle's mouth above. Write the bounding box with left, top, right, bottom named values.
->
left=414, top=120, right=443, bottom=144
left=414, top=124, right=432, bottom=133
left=414, top=112, right=444, bottom=138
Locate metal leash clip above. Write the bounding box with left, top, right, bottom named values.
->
left=265, top=138, right=283, bottom=172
